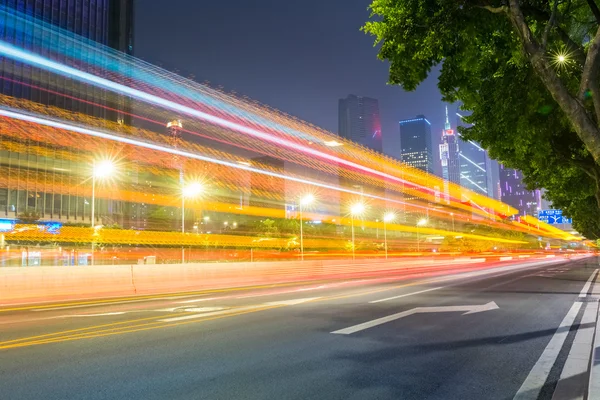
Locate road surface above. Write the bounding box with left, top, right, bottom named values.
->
left=1, top=255, right=598, bottom=400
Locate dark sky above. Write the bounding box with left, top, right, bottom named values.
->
left=135, top=0, right=452, bottom=172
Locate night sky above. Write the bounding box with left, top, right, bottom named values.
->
left=135, top=0, right=453, bottom=173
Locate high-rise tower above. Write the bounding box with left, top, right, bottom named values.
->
left=338, top=95, right=383, bottom=153
left=399, top=115, right=433, bottom=174
left=439, top=106, right=460, bottom=203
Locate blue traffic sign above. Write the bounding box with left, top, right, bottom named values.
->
left=538, top=209, right=572, bottom=224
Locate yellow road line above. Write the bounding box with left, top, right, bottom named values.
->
left=0, top=306, right=280, bottom=350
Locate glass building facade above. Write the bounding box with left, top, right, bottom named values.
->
left=399, top=115, right=433, bottom=174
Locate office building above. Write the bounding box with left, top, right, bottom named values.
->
left=399, top=115, right=434, bottom=174
left=338, top=95, right=383, bottom=153
left=0, top=0, right=134, bottom=119
left=455, top=112, right=501, bottom=201
left=499, top=165, right=542, bottom=216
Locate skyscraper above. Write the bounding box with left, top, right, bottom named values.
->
left=439, top=106, right=460, bottom=203
left=338, top=95, right=383, bottom=153
left=455, top=112, right=501, bottom=201
left=399, top=115, right=434, bottom=174
left=499, top=166, right=542, bottom=217
left=0, top=0, right=134, bottom=118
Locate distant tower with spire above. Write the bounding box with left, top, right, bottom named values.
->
left=439, top=106, right=461, bottom=203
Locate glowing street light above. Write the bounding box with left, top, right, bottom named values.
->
left=91, top=159, right=115, bottom=266
left=350, top=202, right=365, bottom=261
left=383, top=212, right=395, bottom=260
left=181, top=182, right=203, bottom=263
left=416, top=218, right=428, bottom=252
left=299, top=194, right=315, bottom=261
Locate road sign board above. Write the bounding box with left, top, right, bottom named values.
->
left=538, top=209, right=572, bottom=224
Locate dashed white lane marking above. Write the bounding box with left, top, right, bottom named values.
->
left=63, top=312, right=127, bottom=317
left=369, top=287, right=444, bottom=304
left=263, top=297, right=321, bottom=306
left=176, top=297, right=220, bottom=304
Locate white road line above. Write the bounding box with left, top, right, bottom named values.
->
left=158, top=305, right=262, bottom=323
left=589, top=311, right=600, bottom=400
left=263, top=297, right=321, bottom=306
left=176, top=297, right=220, bottom=304
left=513, top=301, right=582, bottom=400
left=62, top=312, right=127, bottom=317
left=579, top=269, right=599, bottom=298
left=552, top=301, right=598, bottom=400
left=369, top=287, right=444, bottom=304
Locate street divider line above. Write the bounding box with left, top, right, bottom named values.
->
left=579, top=269, right=599, bottom=298
left=553, top=301, right=598, bottom=400
left=513, top=301, right=583, bottom=400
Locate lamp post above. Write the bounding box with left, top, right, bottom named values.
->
left=416, top=218, right=428, bottom=252
left=450, top=212, right=455, bottom=231
left=299, top=194, right=315, bottom=261
left=91, top=160, right=115, bottom=266
left=350, top=203, right=365, bottom=261
left=383, top=212, right=395, bottom=260
left=181, top=182, right=203, bottom=263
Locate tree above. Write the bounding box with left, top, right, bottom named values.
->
left=363, top=0, right=600, bottom=237
left=18, top=210, right=40, bottom=224
left=364, top=1, right=600, bottom=166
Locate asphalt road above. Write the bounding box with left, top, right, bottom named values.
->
left=1, top=255, right=598, bottom=400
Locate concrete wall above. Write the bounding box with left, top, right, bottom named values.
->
left=0, top=254, right=549, bottom=306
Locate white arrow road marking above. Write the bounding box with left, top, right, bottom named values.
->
left=331, top=301, right=499, bottom=335
left=158, top=305, right=263, bottom=322
left=159, top=297, right=320, bottom=323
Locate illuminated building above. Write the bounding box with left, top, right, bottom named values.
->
left=499, top=165, right=541, bottom=217
left=0, top=0, right=134, bottom=120
left=439, top=106, right=460, bottom=203
left=399, top=115, right=433, bottom=174
left=338, top=95, right=383, bottom=153
left=455, top=112, right=501, bottom=201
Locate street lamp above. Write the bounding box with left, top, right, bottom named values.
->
left=299, top=194, right=315, bottom=261
left=181, top=182, right=203, bottom=263
left=416, top=218, right=428, bottom=252
left=350, top=202, right=365, bottom=260
left=383, top=212, right=395, bottom=260
left=91, top=159, right=115, bottom=266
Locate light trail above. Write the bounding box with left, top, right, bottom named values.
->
left=0, top=107, right=446, bottom=214
left=0, top=41, right=448, bottom=200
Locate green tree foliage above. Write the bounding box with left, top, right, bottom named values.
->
left=18, top=210, right=40, bottom=224
left=363, top=0, right=600, bottom=238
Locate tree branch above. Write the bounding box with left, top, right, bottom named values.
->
left=507, top=0, right=600, bottom=164
left=587, top=0, right=600, bottom=24
left=542, top=0, right=559, bottom=49
left=477, top=5, right=508, bottom=13
left=579, top=26, right=600, bottom=122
